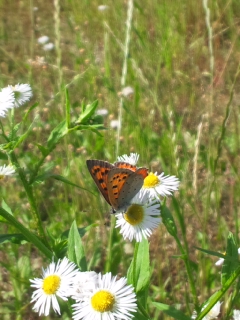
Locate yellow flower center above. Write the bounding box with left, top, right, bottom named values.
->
left=143, top=172, right=160, bottom=188
left=91, top=290, right=115, bottom=312
left=124, top=204, right=144, bottom=225
left=0, top=175, right=4, bottom=180
left=42, top=275, right=61, bottom=295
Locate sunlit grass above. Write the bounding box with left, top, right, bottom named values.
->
left=0, top=0, right=240, bottom=319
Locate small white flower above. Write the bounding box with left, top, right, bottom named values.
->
left=96, top=108, right=108, bottom=116
left=0, top=87, right=15, bottom=116
left=116, top=153, right=139, bottom=166
left=38, top=36, right=49, bottom=44
left=71, top=271, right=98, bottom=301
left=110, top=119, right=120, bottom=129
left=98, top=5, right=109, bottom=11
left=115, top=190, right=161, bottom=242
left=215, top=248, right=240, bottom=267
left=43, top=43, right=55, bottom=51
left=233, top=310, right=240, bottom=320
left=72, top=272, right=137, bottom=320
left=0, top=165, right=15, bottom=178
left=121, top=86, right=134, bottom=98
left=143, top=171, right=180, bottom=197
left=9, top=83, right=33, bottom=107
left=192, top=301, right=221, bottom=320
left=30, top=257, right=78, bottom=316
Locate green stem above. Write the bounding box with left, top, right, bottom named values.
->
left=196, top=265, right=240, bottom=319
left=9, top=151, right=49, bottom=247
left=0, top=207, right=52, bottom=259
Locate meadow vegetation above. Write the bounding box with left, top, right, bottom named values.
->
left=0, top=0, right=240, bottom=319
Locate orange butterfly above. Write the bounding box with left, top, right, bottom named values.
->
left=86, top=160, right=148, bottom=211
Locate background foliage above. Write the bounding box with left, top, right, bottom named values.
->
left=0, top=0, right=240, bottom=319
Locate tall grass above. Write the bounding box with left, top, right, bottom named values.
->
left=0, top=0, right=240, bottom=319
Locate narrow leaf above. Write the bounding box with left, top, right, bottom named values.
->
left=47, top=120, right=68, bottom=150
left=222, top=233, right=239, bottom=285
left=0, top=233, right=27, bottom=244
left=68, top=220, right=87, bottom=271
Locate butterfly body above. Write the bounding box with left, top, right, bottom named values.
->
left=86, top=159, right=148, bottom=211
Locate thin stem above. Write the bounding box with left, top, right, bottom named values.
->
left=9, top=151, right=49, bottom=247
left=116, top=0, right=133, bottom=157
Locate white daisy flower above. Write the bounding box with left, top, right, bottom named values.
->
left=115, top=190, right=161, bottom=242
left=110, top=119, right=120, bottom=129
left=38, top=35, right=49, bottom=44
left=72, top=272, right=137, bottom=320
left=143, top=171, right=180, bottom=197
left=43, top=42, right=55, bottom=51
left=233, top=310, right=240, bottom=320
left=192, top=301, right=221, bottom=320
left=98, top=5, right=109, bottom=11
left=121, top=86, right=134, bottom=98
left=96, top=108, right=108, bottom=116
left=215, top=248, right=240, bottom=266
left=9, top=83, right=33, bottom=107
left=0, top=165, right=15, bottom=179
left=30, top=257, right=78, bottom=316
left=0, top=86, right=15, bottom=116
left=71, top=271, right=98, bottom=301
left=117, top=153, right=139, bottom=166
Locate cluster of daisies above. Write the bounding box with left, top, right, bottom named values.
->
left=30, top=257, right=137, bottom=319
left=113, top=152, right=179, bottom=242
left=0, top=83, right=33, bottom=179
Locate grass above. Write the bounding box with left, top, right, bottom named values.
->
left=0, top=0, right=240, bottom=319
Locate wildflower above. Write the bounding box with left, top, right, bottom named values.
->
left=71, top=271, right=98, bottom=301
left=233, top=310, right=240, bottom=320
left=115, top=189, right=161, bottom=242
left=215, top=248, right=240, bottom=266
left=43, top=43, right=55, bottom=51
left=110, top=119, right=120, bottom=129
left=192, top=301, right=221, bottom=320
left=98, top=5, right=109, bottom=11
left=0, top=87, right=15, bottom=116
left=0, top=165, right=15, bottom=179
left=9, top=83, right=33, bottom=107
left=143, top=171, right=180, bottom=197
left=121, top=86, right=134, bottom=98
left=37, top=36, right=49, bottom=44
left=72, top=272, right=137, bottom=320
left=96, top=108, right=108, bottom=116
left=117, top=153, right=139, bottom=166
left=30, top=257, right=78, bottom=316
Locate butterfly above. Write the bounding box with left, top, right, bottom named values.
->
left=86, top=159, right=148, bottom=211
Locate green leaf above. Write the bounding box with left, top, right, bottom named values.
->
left=222, top=233, right=239, bottom=286
left=77, top=100, right=98, bottom=124
left=0, top=151, right=8, bottom=160
left=47, top=120, right=68, bottom=150
left=36, top=144, right=49, bottom=157
left=128, top=239, right=150, bottom=294
left=0, top=233, right=27, bottom=244
left=195, top=247, right=227, bottom=260
left=68, top=220, right=87, bottom=271
left=2, top=200, right=13, bottom=215
left=152, top=303, right=191, bottom=320
left=161, top=204, right=178, bottom=237
left=23, top=102, right=39, bottom=121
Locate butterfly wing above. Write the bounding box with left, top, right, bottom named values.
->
left=86, top=160, right=114, bottom=206
left=107, top=167, right=148, bottom=210
left=114, top=162, right=148, bottom=179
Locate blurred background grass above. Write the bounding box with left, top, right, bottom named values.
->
left=0, top=0, right=240, bottom=319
